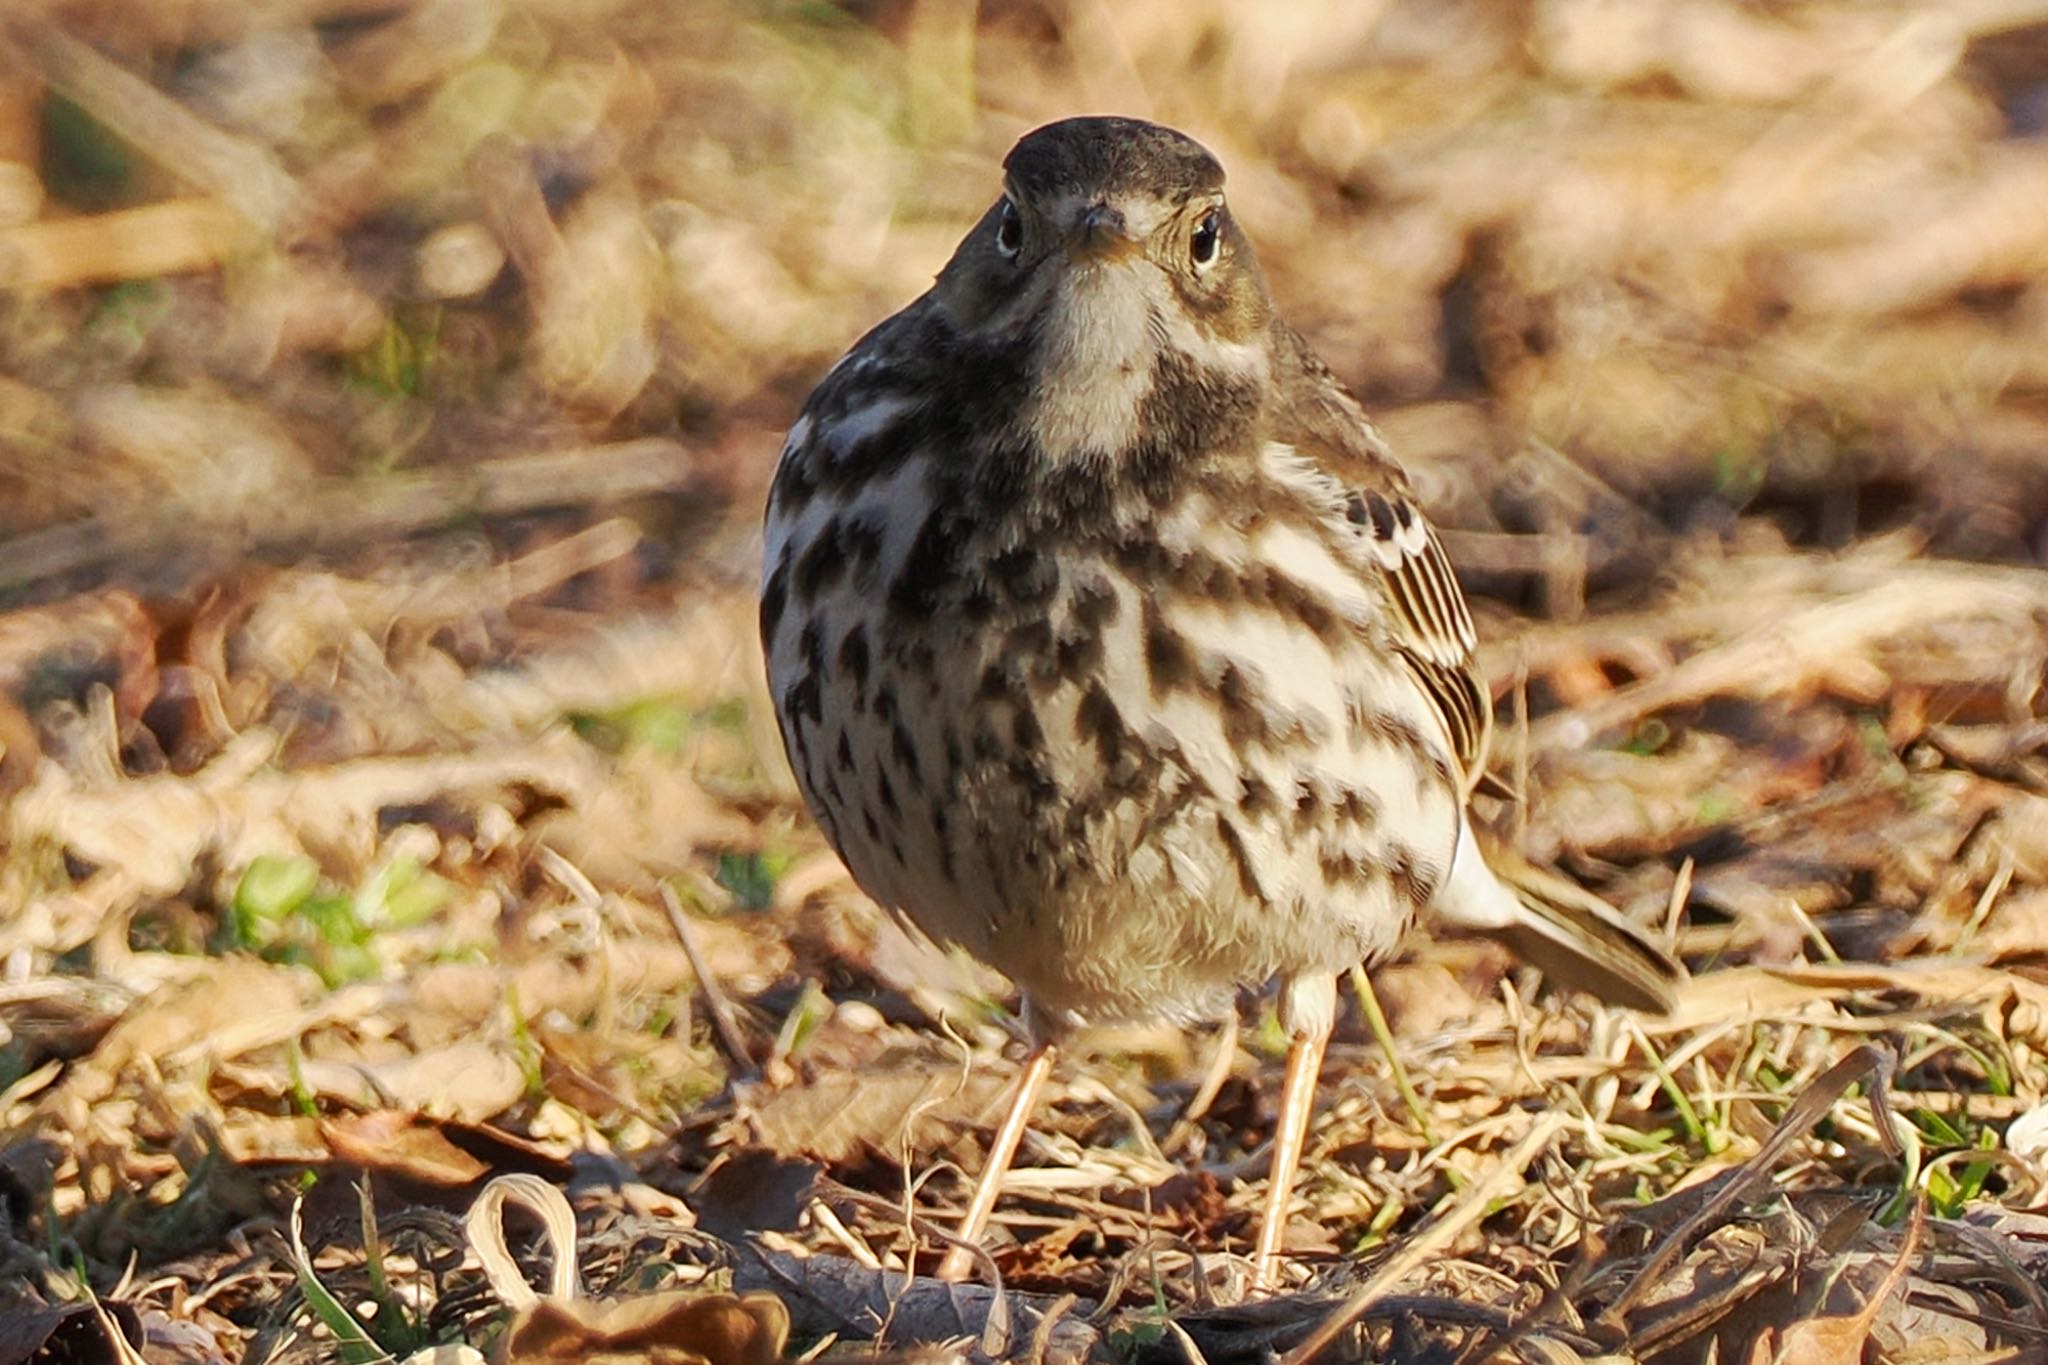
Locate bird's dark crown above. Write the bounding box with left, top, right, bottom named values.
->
left=1003, top=116, right=1225, bottom=206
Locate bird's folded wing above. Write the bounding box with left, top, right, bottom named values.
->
left=1269, top=324, right=1495, bottom=792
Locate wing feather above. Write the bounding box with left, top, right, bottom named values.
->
left=1268, top=324, right=1494, bottom=792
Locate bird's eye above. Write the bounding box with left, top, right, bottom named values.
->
left=1190, top=209, right=1223, bottom=270
left=995, top=199, right=1023, bottom=258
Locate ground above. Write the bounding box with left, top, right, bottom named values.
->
left=4, top=3, right=2048, bottom=1363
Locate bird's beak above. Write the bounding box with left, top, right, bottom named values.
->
left=1063, top=201, right=1139, bottom=264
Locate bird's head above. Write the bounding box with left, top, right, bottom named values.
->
left=934, top=116, right=1275, bottom=467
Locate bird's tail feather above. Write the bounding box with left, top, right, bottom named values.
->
left=1479, top=836, right=1683, bottom=1015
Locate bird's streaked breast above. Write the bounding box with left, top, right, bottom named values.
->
left=765, top=394, right=1465, bottom=1022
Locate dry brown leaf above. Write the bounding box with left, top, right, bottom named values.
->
left=528, top=182, right=660, bottom=417
left=1532, top=565, right=2048, bottom=751
left=39, top=957, right=306, bottom=1115
left=0, top=588, right=159, bottom=725
left=75, top=384, right=315, bottom=528
left=0, top=1301, right=142, bottom=1365
left=747, top=1059, right=1014, bottom=1164
left=321, top=1111, right=575, bottom=1188
left=1368, top=959, right=1493, bottom=1038
left=219, top=251, right=386, bottom=369
left=279, top=1039, right=530, bottom=1121
left=501, top=1291, right=789, bottom=1365
left=7, top=730, right=585, bottom=906
left=214, top=1111, right=329, bottom=1167
left=135, top=1309, right=232, bottom=1365
left=416, top=221, right=507, bottom=299
left=691, top=1149, right=820, bottom=1241
left=1748, top=1199, right=1925, bottom=1365
left=1966, top=887, right=2048, bottom=961
left=1653, top=962, right=2048, bottom=1044
left=321, top=1111, right=492, bottom=1187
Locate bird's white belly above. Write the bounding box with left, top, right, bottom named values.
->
left=765, top=493, right=1464, bottom=1026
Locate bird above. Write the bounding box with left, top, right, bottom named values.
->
left=760, top=114, right=1681, bottom=1289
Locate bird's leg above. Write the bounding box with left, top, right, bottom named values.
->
left=1251, top=972, right=1337, bottom=1293
left=935, top=1038, right=1056, bottom=1282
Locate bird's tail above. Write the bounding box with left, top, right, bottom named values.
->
left=1486, top=837, right=1682, bottom=1013
left=1439, top=825, right=1684, bottom=1014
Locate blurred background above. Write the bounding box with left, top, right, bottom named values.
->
left=9, top=0, right=2048, bottom=1354
left=9, top=0, right=2048, bottom=600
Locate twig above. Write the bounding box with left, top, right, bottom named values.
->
left=1528, top=569, right=2048, bottom=750
left=1598, top=1043, right=1899, bottom=1330
left=734, top=1236, right=1105, bottom=1363
left=1164, top=1318, right=1213, bottom=1365
left=804, top=1181, right=1014, bottom=1356
left=0, top=198, right=254, bottom=289
left=1028, top=1293, right=1081, bottom=1365
left=1090, top=1233, right=1216, bottom=1318
left=1663, top=856, right=1693, bottom=950
left=805, top=1198, right=883, bottom=1271
left=4, top=19, right=305, bottom=235
left=1280, top=1111, right=1567, bottom=1365
left=659, top=880, right=758, bottom=1083
left=0, top=439, right=694, bottom=591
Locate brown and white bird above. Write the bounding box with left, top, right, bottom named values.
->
left=761, top=115, right=1680, bottom=1287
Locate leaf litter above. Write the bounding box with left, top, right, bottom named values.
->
left=6, top=0, right=2048, bottom=1361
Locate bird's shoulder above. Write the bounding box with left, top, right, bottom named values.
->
left=795, top=296, right=942, bottom=427
left=1263, top=323, right=1493, bottom=789
left=768, top=296, right=948, bottom=516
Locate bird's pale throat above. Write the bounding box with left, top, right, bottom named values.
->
left=1010, top=261, right=1161, bottom=464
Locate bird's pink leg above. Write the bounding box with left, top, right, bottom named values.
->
left=1252, top=974, right=1336, bottom=1292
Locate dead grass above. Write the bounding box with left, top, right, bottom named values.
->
left=4, top=1, right=2048, bottom=1362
